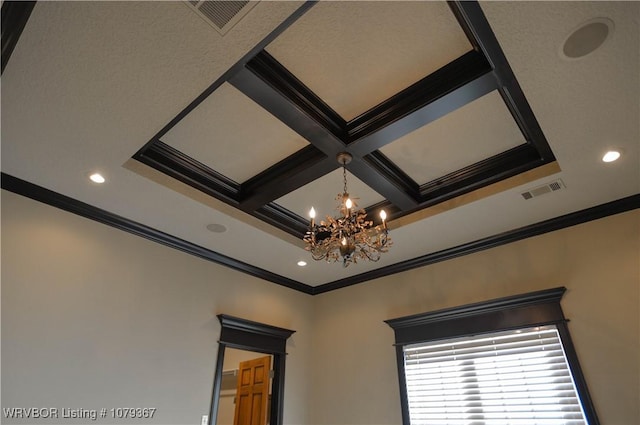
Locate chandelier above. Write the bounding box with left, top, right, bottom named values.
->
left=303, top=152, right=392, bottom=267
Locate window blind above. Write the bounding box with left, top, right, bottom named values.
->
left=403, top=325, right=588, bottom=425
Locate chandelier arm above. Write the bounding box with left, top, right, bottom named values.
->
left=359, top=240, right=388, bottom=257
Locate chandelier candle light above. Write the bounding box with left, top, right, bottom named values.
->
left=303, top=153, right=392, bottom=267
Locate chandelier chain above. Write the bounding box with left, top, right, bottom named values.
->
left=343, top=164, right=348, bottom=194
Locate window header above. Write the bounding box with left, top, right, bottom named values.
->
left=386, top=287, right=567, bottom=345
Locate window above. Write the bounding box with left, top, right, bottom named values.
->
left=403, top=325, right=587, bottom=424
left=386, top=288, right=599, bottom=425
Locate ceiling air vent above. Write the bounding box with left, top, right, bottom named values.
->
left=185, top=1, right=258, bottom=36
left=521, top=179, right=566, bottom=200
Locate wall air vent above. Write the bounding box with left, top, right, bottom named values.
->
left=521, top=179, right=566, bottom=200
left=185, top=1, right=258, bottom=36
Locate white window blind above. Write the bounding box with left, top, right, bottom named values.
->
left=403, top=325, right=588, bottom=425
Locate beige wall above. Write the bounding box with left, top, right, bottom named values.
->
left=1, top=190, right=314, bottom=425
left=309, top=208, right=639, bottom=425
left=2, top=189, right=639, bottom=425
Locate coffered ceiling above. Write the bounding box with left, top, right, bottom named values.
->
left=2, top=1, right=638, bottom=293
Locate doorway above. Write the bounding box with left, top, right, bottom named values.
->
left=216, top=348, right=272, bottom=425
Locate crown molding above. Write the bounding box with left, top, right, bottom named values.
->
left=2, top=173, right=638, bottom=295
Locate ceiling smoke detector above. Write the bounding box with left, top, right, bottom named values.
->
left=521, top=179, right=566, bottom=200
left=185, top=0, right=259, bottom=36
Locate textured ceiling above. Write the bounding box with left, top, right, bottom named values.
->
left=265, top=0, right=472, bottom=120
left=1, top=1, right=638, bottom=289
left=161, top=82, right=309, bottom=183
left=380, top=90, right=525, bottom=184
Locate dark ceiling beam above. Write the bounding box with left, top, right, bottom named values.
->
left=419, top=144, right=542, bottom=201
left=1, top=1, right=36, bottom=74
left=346, top=51, right=497, bottom=157
left=135, top=141, right=242, bottom=206
left=228, top=52, right=349, bottom=208
left=351, top=148, right=545, bottom=229
left=347, top=155, right=420, bottom=211
left=230, top=51, right=347, bottom=153
left=449, top=1, right=555, bottom=161
left=351, top=144, right=544, bottom=224
left=134, top=140, right=319, bottom=239
left=254, top=203, right=310, bottom=239
left=239, top=146, right=335, bottom=212
left=231, top=51, right=420, bottom=211
left=337, top=51, right=497, bottom=211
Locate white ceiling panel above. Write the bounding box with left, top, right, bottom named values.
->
left=161, top=82, right=309, bottom=183
left=266, top=1, right=472, bottom=120
left=380, top=91, right=525, bottom=185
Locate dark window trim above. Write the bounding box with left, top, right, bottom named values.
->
left=385, top=287, right=600, bottom=425
left=209, top=314, right=295, bottom=425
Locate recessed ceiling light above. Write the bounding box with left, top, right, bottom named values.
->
left=89, top=173, right=105, bottom=184
left=560, top=18, right=614, bottom=60
left=297, top=260, right=307, bottom=267
left=602, top=150, right=621, bottom=163
left=206, top=223, right=227, bottom=233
